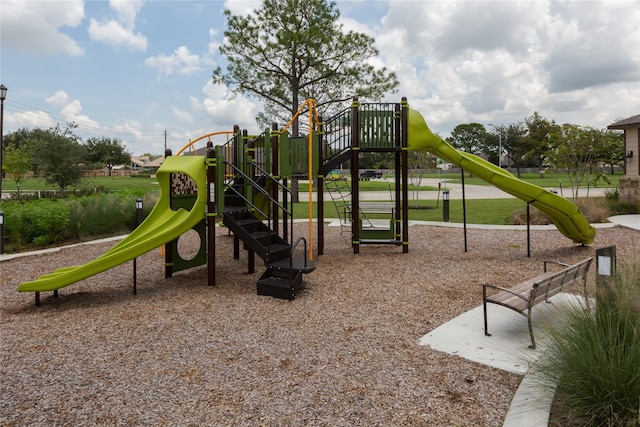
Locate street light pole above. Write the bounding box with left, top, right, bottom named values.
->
left=488, top=123, right=502, bottom=168
left=0, top=84, right=7, bottom=198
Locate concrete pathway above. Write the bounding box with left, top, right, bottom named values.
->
left=301, top=178, right=613, bottom=201
left=418, top=293, right=586, bottom=426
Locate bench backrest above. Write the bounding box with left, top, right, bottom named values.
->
left=529, top=258, right=593, bottom=305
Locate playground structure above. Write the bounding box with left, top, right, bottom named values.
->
left=17, top=97, right=596, bottom=305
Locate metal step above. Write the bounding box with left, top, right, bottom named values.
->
left=256, top=276, right=297, bottom=300
left=268, top=257, right=316, bottom=274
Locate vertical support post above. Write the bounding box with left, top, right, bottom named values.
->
left=233, top=235, right=240, bottom=259
left=596, top=245, right=616, bottom=295
left=400, top=98, right=409, bottom=253
left=0, top=85, right=5, bottom=200
left=394, top=104, right=402, bottom=245
left=351, top=97, right=360, bottom=254
left=207, top=143, right=217, bottom=286
left=0, top=210, right=4, bottom=255
left=317, top=116, right=325, bottom=256
left=527, top=203, right=531, bottom=258
left=248, top=249, right=255, bottom=274
left=164, top=148, right=173, bottom=278
left=133, top=198, right=143, bottom=294
left=461, top=169, right=468, bottom=253
left=245, top=130, right=254, bottom=210
left=442, top=190, right=450, bottom=222
left=271, top=123, right=281, bottom=238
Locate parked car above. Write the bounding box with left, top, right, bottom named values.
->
left=360, top=170, right=382, bottom=180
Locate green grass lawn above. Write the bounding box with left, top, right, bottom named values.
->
left=2, top=171, right=619, bottom=194
left=1, top=176, right=160, bottom=193
left=1, top=172, right=617, bottom=229
left=293, top=198, right=532, bottom=224
left=296, top=171, right=621, bottom=192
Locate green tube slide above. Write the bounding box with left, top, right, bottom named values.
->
left=18, top=155, right=207, bottom=293
left=407, top=108, right=596, bottom=245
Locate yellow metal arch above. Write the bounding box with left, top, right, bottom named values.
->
left=175, top=130, right=235, bottom=156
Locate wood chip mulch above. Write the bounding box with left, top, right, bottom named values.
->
left=1, top=223, right=638, bottom=426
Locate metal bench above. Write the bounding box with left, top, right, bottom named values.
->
left=482, top=257, right=593, bottom=349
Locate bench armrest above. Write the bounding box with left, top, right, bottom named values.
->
left=483, top=283, right=529, bottom=303
left=544, top=260, right=570, bottom=272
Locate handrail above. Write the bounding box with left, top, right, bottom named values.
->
left=287, top=236, right=309, bottom=288
left=224, top=161, right=297, bottom=257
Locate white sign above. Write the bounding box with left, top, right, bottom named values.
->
left=598, top=256, right=611, bottom=276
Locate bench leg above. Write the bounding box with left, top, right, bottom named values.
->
left=482, top=287, right=491, bottom=336
left=527, top=311, right=536, bottom=349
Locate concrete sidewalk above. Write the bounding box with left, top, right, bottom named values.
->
left=418, top=293, right=587, bottom=426
left=301, top=178, right=613, bottom=201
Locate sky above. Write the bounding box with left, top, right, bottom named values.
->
left=1, top=0, right=639, bottom=156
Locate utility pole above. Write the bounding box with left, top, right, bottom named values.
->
left=164, top=129, right=167, bottom=152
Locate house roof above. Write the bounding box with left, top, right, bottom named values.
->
left=608, top=114, right=640, bottom=130
left=180, top=145, right=209, bottom=156
left=146, top=156, right=165, bottom=167
left=130, top=155, right=163, bottom=168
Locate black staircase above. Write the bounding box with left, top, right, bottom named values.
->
left=222, top=171, right=315, bottom=300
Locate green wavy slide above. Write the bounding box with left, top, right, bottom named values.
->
left=407, top=108, right=596, bottom=245
left=18, top=155, right=207, bottom=293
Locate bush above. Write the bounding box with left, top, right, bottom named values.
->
left=537, top=253, right=640, bottom=426
left=575, top=198, right=612, bottom=224
left=510, top=206, right=552, bottom=225
left=1, top=190, right=157, bottom=252
left=3, top=199, right=71, bottom=247
left=604, top=188, right=639, bottom=215
left=65, top=193, right=135, bottom=240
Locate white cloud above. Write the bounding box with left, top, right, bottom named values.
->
left=202, top=82, right=260, bottom=129
left=5, top=110, right=56, bottom=130
left=222, top=0, right=261, bottom=16
left=45, top=90, right=99, bottom=129
left=367, top=0, right=640, bottom=135
left=172, top=106, right=194, bottom=124
left=87, top=0, right=147, bottom=51
left=0, top=0, right=85, bottom=56
left=145, top=46, right=204, bottom=78
left=208, top=28, right=221, bottom=56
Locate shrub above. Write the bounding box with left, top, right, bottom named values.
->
left=536, top=252, right=640, bottom=426
left=510, top=206, right=552, bottom=225
left=1, top=190, right=157, bottom=252
left=2, top=199, right=71, bottom=247
left=604, top=188, right=639, bottom=215
left=65, top=193, right=134, bottom=240
left=574, top=198, right=612, bottom=224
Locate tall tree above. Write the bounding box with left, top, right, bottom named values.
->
left=547, top=124, right=603, bottom=197
left=32, top=124, right=86, bottom=195
left=501, top=122, right=530, bottom=178
left=2, top=142, right=34, bottom=198
left=86, top=136, right=131, bottom=176
left=213, top=0, right=399, bottom=136
left=446, top=123, right=488, bottom=155
left=594, top=129, right=624, bottom=175
left=524, top=112, right=559, bottom=173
